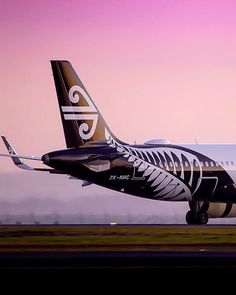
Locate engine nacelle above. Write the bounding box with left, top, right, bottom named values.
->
left=207, top=202, right=236, bottom=218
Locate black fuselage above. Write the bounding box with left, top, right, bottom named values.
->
left=42, top=142, right=236, bottom=204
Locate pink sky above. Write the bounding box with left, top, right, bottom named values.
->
left=1, top=0, right=236, bottom=172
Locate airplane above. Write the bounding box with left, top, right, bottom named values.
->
left=1, top=60, right=236, bottom=224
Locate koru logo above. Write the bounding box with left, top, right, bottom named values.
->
left=61, top=85, right=98, bottom=140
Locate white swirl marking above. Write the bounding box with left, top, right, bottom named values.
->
left=62, top=85, right=98, bottom=140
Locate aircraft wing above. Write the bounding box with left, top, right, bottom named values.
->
left=0, top=136, right=93, bottom=185
left=0, top=136, right=63, bottom=174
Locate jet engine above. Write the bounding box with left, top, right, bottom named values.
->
left=207, top=202, right=236, bottom=218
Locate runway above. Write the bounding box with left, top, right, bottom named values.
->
left=0, top=224, right=236, bottom=273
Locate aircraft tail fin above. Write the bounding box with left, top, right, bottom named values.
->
left=50, top=60, right=120, bottom=148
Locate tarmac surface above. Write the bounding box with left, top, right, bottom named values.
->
left=0, top=224, right=236, bottom=276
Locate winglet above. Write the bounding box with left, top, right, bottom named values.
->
left=1, top=136, right=34, bottom=170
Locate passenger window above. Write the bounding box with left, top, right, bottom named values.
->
left=210, top=161, right=214, bottom=167
left=205, top=161, right=209, bottom=167
left=169, top=162, right=173, bottom=167
left=175, top=161, right=178, bottom=167
left=231, top=161, right=234, bottom=166
left=185, top=161, right=189, bottom=167
left=226, top=161, right=229, bottom=166
left=200, top=161, right=204, bottom=167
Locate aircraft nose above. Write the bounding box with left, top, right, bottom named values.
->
left=41, top=154, right=50, bottom=164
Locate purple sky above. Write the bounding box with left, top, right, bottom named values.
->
left=1, top=1, right=236, bottom=221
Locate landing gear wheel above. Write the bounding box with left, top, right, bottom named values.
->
left=185, top=210, right=196, bottom=224
left=196, top=212, right=208, bottom=225
left=186, top=200, right=209, bottom=224
left=186, top=210, right=209, bottom=225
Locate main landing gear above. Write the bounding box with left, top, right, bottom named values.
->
left=185, top=200, right=209, bottom=225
